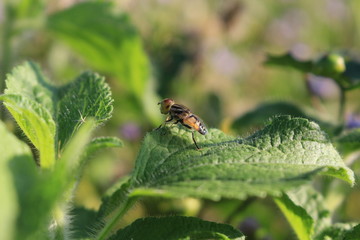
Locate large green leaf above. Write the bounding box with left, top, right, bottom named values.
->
left=108, top=216, right=245, bottom=240
left=274, top=185, right=331, bottom=240
left=97, top=116, right=354, bottom=237
left=129, top=116, right=353, bottom=199
left=47, top=1, right=150, bottom=100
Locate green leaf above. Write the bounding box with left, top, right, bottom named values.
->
left=231, top=102, right=308, bottom=132
left=100, top=116, right=354, bottom=218
left=343, top=60, right=360, bottom=90
left=1, top=61, right=57, bottom=168
left=265, top=53, right=313, bottom=72
left=0, top=121, right=33, bottom=240
left=57, top=72, right=113, bottom=149
left=1, top=62, right=114, bottom=168
left=47, top=1, right=150, bottom=100
left=85, top=137, right=123, bottom=157
left=274, top=185, right=331, bottom=240
left=314, top=223, right=359, bottom=240
left=336, top=129, right=360, bottom=155
left=59, top=119, right=97, bottom=173
left=68, top=207, right=98, bottom=239
left=108, top=216, right=245, bottom=240
left=344, top=224, right=360, bottom=240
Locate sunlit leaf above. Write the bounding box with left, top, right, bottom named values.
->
left=47, top=1, right=150, bottom=100
left=99, top=116, right=354, bottom=218
left=1, top=62, right=114, bottom=167
left=57, top=72, right=113, bottom=149
left=1, top=62, right=57, bottom=168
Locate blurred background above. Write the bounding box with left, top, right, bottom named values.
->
left=1, top=0, right=360, bottom=239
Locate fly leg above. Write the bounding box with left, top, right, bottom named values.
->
left=192, top=131, right=200, bottom=150
left=156, top=115, right=174, bottom=130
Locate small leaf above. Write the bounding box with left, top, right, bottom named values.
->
left=265, top=53, right=313, bottom=72
left=57, top=72, right=113, bottom=149
left=84, top=136, right=123, bottom=157
left=108, top=216, right=245, bottom=240
left=0, top=95, right=56, bottom=168
left=274, top=185, right=331, bottom=240
left=100, top=116, right=354, bottom=218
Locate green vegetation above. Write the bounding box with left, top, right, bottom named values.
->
left=1, top=1, right=360, bottom=239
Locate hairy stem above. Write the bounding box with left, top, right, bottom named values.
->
left=95, top=196, right=138, bottom=240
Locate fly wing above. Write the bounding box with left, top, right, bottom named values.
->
left=170, top=104, right=191, bottom=119
left=183, top=114, right=208, bottom=135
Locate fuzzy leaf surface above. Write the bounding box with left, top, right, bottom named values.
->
left=57, top=72, right=113, bottom=148
left=108, top=216, right=245, bottom=240
left=1, top=62, right=113, bottom=168
left=1, top=62, right=57, bottom=168
left=100, top=116, right=354, bottom=217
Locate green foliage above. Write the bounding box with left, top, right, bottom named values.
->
left=97, top=116, right=354, bottom=239
left=274, top=185, right=331, bottom=240
left=231, top=102, right=308, bottom=133
left=315, top=223, right=360, bottom=240
left=0, top=121, right=31, bottom=240
left=108, top=216, right=245, bottom=240
left=265, top=53, right=313, bottom=72
left=265, top=52, right=360, bottom=90
left=230, top=102, right=336, bottom=136
left=0, top=62, right=121, bottom=239
left=336, top=129, right=360, bottom=155
left=1, top=61, right=114, bottom=168
left=57, top=72, right=113, bottom=149
left=47, top=2, right=150, bottom=100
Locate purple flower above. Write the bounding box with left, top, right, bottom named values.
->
left=306, top=74, right=338, bottom=99
left=120, top=122, right=141, bottom=141
left=346, top=114, right=360, bottom=129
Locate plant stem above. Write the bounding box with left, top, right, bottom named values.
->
left=224, top=197, right=256, bottom=224
left=338, top=86, right=346, bottom=124
left=95, top=196, right=138, bottom=240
